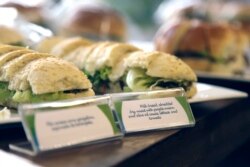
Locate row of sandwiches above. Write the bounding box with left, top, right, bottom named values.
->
left=0, top=44, right=94, bottom=108
left=154, top=20, right=249, bottom=75
left=36, top=37, right=197, bottom=98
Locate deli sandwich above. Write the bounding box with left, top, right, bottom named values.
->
left=0, top=44, right=94, bottom=108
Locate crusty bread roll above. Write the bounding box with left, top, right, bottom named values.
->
left=126, top=51, right=197, bottom=81
left=0, top=49, right=33, bottom=68
left=35, top=36, right=197, bottom=97
left=1, top=53, right=50, bottom=82
left=155, top=20, right=191, bottom=53
left=50, top=37, right=92, bottom=58
left=84, top=42, right=115, bottom=74
left=207, top=23, right=235, bottom=60
left=59, top=4, right=126, bottom=41
left=0, top=45, right=27, bottom=55
left=125, top=51, right=197, bottom=97
left=85, top=42, right=140, bottom=80
left=36, top=36, right=65, bottom=53
left=154, top=19, right=249, bottom=75
left=0, top=26, right=24, bottom=45
left=0, top=44, right=94, bottom=107
left=17, top=57, right=92, bottom=94
left=106, top=43, right=141, bottom=81
left=64, top=42, right=104, bottom=69
left=178, top=22, right=209, bottom=53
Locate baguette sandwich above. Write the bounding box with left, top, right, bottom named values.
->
left=155, top=20, right=248, bottom=75
left=36, top=37, right=197, bottom=98
left=82, top=42, right=140, bottom=94
left=62, top=41, right=140, bottom=94
left=50, top=37, right=93, bottom=58
left=0, top=45, right=94, bottom=108
left=125, top=51, right=197, bottom=98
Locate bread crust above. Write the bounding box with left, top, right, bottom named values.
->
left=155, top=20, right=191, bottom=53
left=36, top=36, right=65, bottom=53
left=50, top=37, right=92, bottom=58
left=154, top=20, right=249, bottom=74
left=126, top=51, right=197, bottom=81
left=60, top=5, right=126, bottom=40
left=0, top=45, right=26, bottom=55
left=0, top=26, right=23, bottom=44
left=27, top=57, right=92, bottom=94
left=1, top=53, right=50, bottom=82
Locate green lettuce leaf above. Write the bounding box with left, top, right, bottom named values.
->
left=126, top=68, right=192, bottom=91
left=83, top=67, right=112, bottom=94
left=12, top=90, right=71, bottom=103
left=0, top=82, right=15, bottom=105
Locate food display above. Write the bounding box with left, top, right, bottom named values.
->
left=154, top=19, right=249, bottom=75
left=125, top=51, right=197, bottom=98
left=37, top=36, right=197, bottom=98
left=0, top=44, right=94, bottom=108
left=1, top=2, right=250, bottom=166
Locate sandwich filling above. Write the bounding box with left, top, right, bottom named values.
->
left=12, top=88, right=91, bottom=103
left=84, top=67, right=125, bottom=94
left=126, top=68, right=193, bottom=92
left=83, top=67, right=112, bottom=94
left=0, top=47, right=94, bottom=108
left=174, top=51, right=236, bottom=64
left=0, top=82, right=14, bottom=105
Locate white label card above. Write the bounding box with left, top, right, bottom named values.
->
left=35, top=105, right=114, bottom=150
left=120, top=97, right=192, bottom=132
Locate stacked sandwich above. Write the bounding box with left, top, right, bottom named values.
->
left=154, top=20, right=249, bottom=75
left=36, top=37, right=197, bottom=98
left=0, top=44, right=94, bottom=108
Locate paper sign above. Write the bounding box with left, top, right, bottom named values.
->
left=114, top=96, right=194, bottom=133
left=23, top=103, right=120, bottom=151
left=35, top=105, right=114, bottom=150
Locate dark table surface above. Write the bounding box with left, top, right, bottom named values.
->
left=1, top=78, right=250, bottom=167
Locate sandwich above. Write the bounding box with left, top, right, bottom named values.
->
left=35, top=35, right=197, bottom=98
left=0, top=44, right=94, bottom=108
left=82, top=42, right=140, bottom=94
left=0, top=47, right=34, bottom=106
left=49, top=40, right=141, bottom=94
left=62, top=42, right=103, bottom=69
left=10, top=57, right=94, bottom=104
left=58, top=4, right=127, bottom=41
left=125, top=51, right=197, bottom=98
left=35, top=36, right=65, bottom=53
left=155, top=20, right=211, bottom=71
left=50, top=37, right=93, bottom=58
left=154, top=20, right=248, bottom=75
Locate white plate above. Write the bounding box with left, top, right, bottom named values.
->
left=0, top=83, right=247, bottom=125
left=0, top=114, right=20, bottom=125
left=196, top=70, right=250, bottom=82
left=189, top=83, right=248, bottom=103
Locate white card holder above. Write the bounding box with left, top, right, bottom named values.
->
left=109, top=88, right=195, bottom=134
left=10, top=95, right=123, bottom=156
